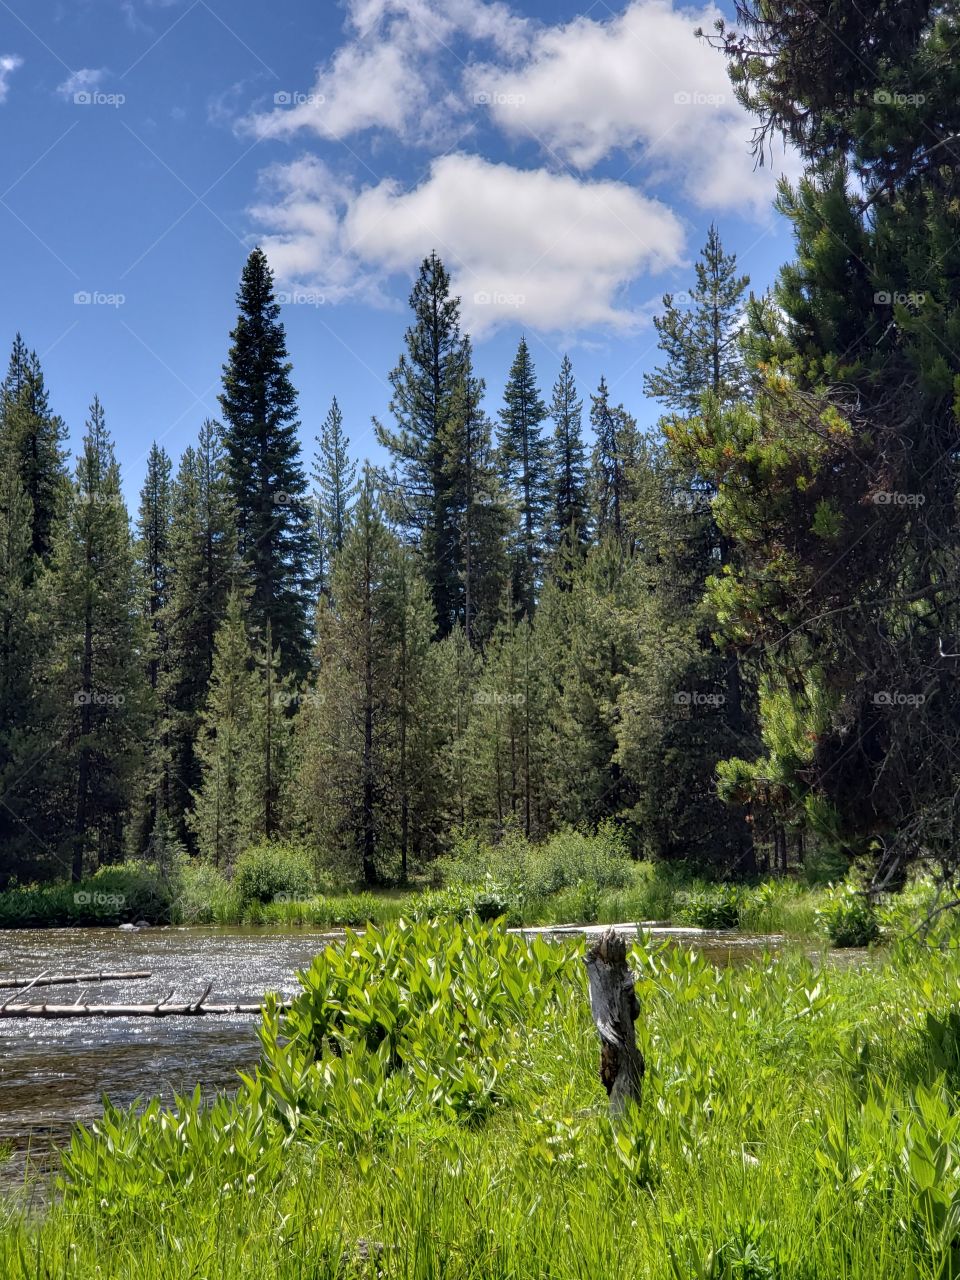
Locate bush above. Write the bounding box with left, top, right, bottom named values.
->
left=413, top=878, right=520, bottom=924
left=817, top=883, right=881, bottom=948
left=0, top=862, right=176, bottom=928
left=676, top=884, right=742, bottom=929
left=173, top=859, right=237, bottom=924
left=233, top=843, right=315, bottom=908
left=443, top=823, right=633, bottom=908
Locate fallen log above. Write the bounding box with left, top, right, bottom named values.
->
left=0, top=998, right=292, bottom=1019
left=583, top=927, right=644, bottom=1116
left=0, top=970, right=151, bottom=990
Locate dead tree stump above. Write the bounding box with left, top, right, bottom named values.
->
left=583, top=928, right=644, bottom=1116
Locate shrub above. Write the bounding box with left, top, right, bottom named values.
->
left=0, top=862, right=176, bottom=928
left=676, top=884, right=742, bottom=929
left=173, top=859, right=237, bottom=924
left=817, top=883, right=881, bottom=947
left=233, top=843, right=315, bottom=908
left=443, top=823, right=633, bottom=907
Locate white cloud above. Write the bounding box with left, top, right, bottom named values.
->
left=56, top=68, right=105, bottom=101
left=243, top=0, right=528, bottom=144
left=465, top=0, right=799, bottom=216
left=252, top=152, right=685, bottom=335
left=0, top=55, right=23, bottom=104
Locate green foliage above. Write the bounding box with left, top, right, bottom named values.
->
left=817, top=883, right=881, bottom=948
left=22, top=912, right=960, bottom=1278
left=676, top=883, right=742, bottom=929
left=233, top=842, right=315, bottom=908
left=0, top=862, right=176, bottom=927
left=444, top=824, right=633, bottom=909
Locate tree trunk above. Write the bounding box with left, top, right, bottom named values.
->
left=583, top=929, right=644, bottom=1116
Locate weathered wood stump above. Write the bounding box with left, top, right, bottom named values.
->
left=583, top=928, right=644, bottom=1116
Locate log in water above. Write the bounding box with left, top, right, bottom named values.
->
left=0, top=970, right=151, bottom=990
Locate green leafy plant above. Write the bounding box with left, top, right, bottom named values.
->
left=817, top=883, right=880, bottom=948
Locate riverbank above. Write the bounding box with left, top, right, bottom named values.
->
left=0, top=914, right=956, bottom=1278
left=0, top=833, right=892, bottom=946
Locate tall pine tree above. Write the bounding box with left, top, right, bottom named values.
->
left=375, top=252, right=466, bottom=636
left=0, top=336, right=68, bottom=564
left=219, top=247, right=313, bottom=675
left=497, top=337, right=550, bottom=619
left=46, top=399, right=148, bottom=879
left=548, top=353, right=589, bottom=556
left=163, top=419, right=238, bottom=845
left=312, top=395, right=357, bottom=596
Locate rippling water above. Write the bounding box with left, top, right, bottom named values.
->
left=0, top=923, right=796, bottom=1170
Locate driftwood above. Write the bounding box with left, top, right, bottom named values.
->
left=0, top=998, right=291, bottom=1019
left=583, top=928, right=644, bottom=1115
left=0, top=970, right=151, bottom=990
left=0, top=980, right=290, bottom=1019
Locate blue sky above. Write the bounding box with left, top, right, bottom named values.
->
left=0, top=0, right=799, bottom=506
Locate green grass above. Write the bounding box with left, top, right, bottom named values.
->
left=4, top=914, right=960, bottom=1277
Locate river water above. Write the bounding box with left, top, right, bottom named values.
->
left=0, top=923, right=783, bottom=1170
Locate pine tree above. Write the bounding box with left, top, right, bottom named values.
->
left=248, top=620, right=295, bottom=843
left=163, top=420, right=238, bottom=844
left=46, top=399, right=148, bottom=880
left=432, top=624, right=480, bottom=830
left=548, top=354, right=589, bottom=556
left=467, top=613, right=548, bottom=838
left=188, top=590, right=260, bottom=868
left=679, top=3, right=960, bottom=874
left=443, top=339, right=509, bottom=645
left=642, top=228, right=758, bottom=872
left=0, top=336, right=68, bottom=564
left=219, top=247, right=313, bottom=675
left=295, top=471, right=441, bottom=883
left=589, top=378, right=640, bottom=549
left=312, top=396, right=357, bottom=595
left=133, top=443, right=173, bottom=844
left=375, top=252, right=466, bottom=636
left=497, top=338, right=550, bottom=619
left=644, top=224, right=750, bottom=416
left=0, top=453, right=53, bottom=882
left=390, top=548, right=440, bottom=879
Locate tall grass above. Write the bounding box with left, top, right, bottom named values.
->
left=4, top=916, right=960, bottom=1277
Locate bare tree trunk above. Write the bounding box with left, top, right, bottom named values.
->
left=583, top=929, right=644, bottom=1116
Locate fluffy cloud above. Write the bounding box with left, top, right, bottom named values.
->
left=466, top=0, right=798, bottom=216
left=0, top=55, right=23, bottom=104
left=243, top=0, right=528, bottom=143
left=252, top=153, right=685, bottom=335
left=56, top=68, right=105, bottom=101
